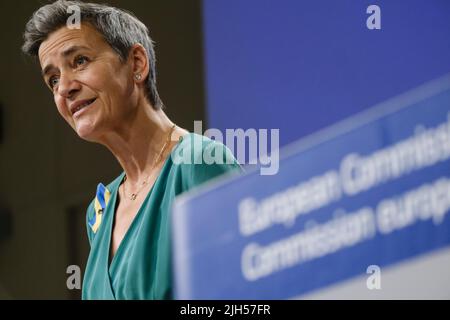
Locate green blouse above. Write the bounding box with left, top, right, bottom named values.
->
left=82, top=133, right=241, bottom=300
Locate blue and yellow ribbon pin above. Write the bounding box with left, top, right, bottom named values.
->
left=88, top=183, right=111, bottom=234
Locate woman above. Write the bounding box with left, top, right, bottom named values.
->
left=22, top=0, right=241, bottom=299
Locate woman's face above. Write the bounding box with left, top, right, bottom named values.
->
left=39, top=23, right=137, bottom=142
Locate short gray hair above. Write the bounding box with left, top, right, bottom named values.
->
left=22, top=0, right=163, bottom=109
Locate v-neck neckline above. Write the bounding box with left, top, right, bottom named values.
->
left=105, top=134, right=190, bottom=274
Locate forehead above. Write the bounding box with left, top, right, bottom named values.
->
left=38, top=23, right=107, bottom=66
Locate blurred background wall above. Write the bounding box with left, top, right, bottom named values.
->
left=0, top=0, right=204, bottom=299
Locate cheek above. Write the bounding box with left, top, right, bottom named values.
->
left=93, top=68, right=134, bottom=113
left=87, top=61, right=126, bottom=90
left=54, top=96, right=65, bottom=116
left=54, top=96, right=73, bottom=123
left=98, top=62, right=133, bottom=95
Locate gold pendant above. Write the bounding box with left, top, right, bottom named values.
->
left=131, top=194, right=137, bottom=200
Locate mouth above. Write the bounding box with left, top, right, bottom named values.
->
left=72, top=98, right=97, bottom=116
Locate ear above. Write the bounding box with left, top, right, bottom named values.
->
left=128, top=43, right=150, bottom=83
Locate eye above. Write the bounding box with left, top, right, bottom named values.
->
left=74, top=55, right=89, bottom=67
left=48, top=76, right=59, bottom=89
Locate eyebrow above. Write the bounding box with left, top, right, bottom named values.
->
left=41, top=45, right=91, bottom=77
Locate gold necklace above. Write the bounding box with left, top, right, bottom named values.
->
left=123, top=124, right=176, bottom=200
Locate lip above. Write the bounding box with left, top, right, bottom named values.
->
left=70, top=98, right=97, bottom=117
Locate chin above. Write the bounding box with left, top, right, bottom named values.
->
left=75, top=122, right=98, bottom=142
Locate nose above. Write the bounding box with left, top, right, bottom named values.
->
left=57, top=71, right=81, bottom=99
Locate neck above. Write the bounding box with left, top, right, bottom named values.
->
left=98, top=100, right=175, bottom=184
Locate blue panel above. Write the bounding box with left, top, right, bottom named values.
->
left=173, top=75, right=450, bottom=299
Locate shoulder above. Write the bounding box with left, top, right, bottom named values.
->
left=172, top=133, right=235, bottom=162
left=171, top=133, right=242, bottom=190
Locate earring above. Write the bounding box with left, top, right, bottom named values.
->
left=135, top=74, right=142, bottom=81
